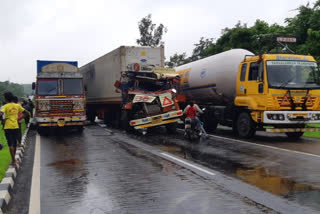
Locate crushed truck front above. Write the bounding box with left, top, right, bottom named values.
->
left=119, top=67, right=182, bottom=131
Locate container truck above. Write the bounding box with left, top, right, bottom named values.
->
left=33, top=60, right=86, bottom=132
left=80, top=46, right=182, bottom=133
left=175, top=49, right=320, bottom=139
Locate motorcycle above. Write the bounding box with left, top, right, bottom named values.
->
left=184, top=111, right=207, bottom=141
left=184, top=117, right=201, bottom=141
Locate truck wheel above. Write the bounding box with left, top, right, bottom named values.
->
left=87, top=111, right=96, bottom=123
left=203, top=119, right=218, bottom=133
left=232, top=120, right=238, bottom=136
left=120, top=111, right=132, bottom=132
left=286, top=132, right=304, bottom=140
left=203, top=110, right=218, bottom=133
left=166, top=122, right=177, bottom=134
left=237, top=112, right=256, bottom=138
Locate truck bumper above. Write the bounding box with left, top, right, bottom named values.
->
left=39, top=121, right=86, bottom=127
left=263, top=111, right=320, bottom=124
left=133, top=118, right=180, bottom=129
left=36, top=116, right=86, bottom=127
left=130, top=110, right=183, bottom=129
left=266, top=128, right=319, bottom=133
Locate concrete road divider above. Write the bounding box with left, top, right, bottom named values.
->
left=0, top=125, right=30, bottom=213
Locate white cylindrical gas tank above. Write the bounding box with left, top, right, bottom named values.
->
left=175, top=49, right=254, bottom=105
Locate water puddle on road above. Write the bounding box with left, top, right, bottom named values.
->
left=144, top=138, right=320, bottom=211
left=48, top=159, right=84, bottom=167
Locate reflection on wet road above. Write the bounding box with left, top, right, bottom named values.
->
left=131, top=127, right=320, bottom=212
left=39, top=125, right=268, bottom=214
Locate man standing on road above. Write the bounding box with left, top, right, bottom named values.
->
left=28, top=98, right=35, bottom=118
left=0, top=92, right=29, bottom=165
left=13, top=96, right=23, bottom=147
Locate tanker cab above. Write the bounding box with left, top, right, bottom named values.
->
left=237, top=60, right=265, bottom=97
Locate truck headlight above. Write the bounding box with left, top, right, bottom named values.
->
left=267, top=113, right=285, bottom=120
left=278, top=114, right=285, bottom=120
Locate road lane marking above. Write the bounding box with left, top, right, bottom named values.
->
left=29, top=134, right=41, bottom=214
left=208, top=134, right=320, bottom=159
left=161, top=152, right=215, bottom=176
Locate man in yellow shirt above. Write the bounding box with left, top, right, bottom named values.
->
left=0, top=92, right=29, bottom=165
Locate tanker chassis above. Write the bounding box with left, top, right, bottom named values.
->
left=80, top=46, right=182, bottom=133
left=176, top=49, right=320, bottom=139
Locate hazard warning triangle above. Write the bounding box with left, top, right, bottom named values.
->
left=163, top=96, right=173, bottom=106
left=306, top=96, right=313, bottom=106
left=280, top=95, right=291, bottom=106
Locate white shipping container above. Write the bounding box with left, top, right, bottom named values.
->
left=80, top=46, right=165, bottom=104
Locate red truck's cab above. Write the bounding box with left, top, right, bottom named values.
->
left=33, top=61, right=86, bottom=131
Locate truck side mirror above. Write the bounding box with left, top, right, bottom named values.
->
left=257, top=62, right=264, bottom=82
left=32, top=82, right=35, bottom=90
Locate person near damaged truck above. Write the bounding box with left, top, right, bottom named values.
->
left=0, top=92, right=30, bottom=165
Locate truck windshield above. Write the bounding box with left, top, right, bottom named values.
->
left=37, top=80, right=58, bottom=95
left=64, top=79, right=83, bottom=95
left=267, top=61, right=320, bottom=89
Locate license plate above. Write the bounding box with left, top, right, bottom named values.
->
left=152, top=116, right=162, bottom=124
left=57, top=119, right=65, bottom=127
left=292, top=113, right=308, bottom=117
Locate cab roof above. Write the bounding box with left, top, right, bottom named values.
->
left=243, top=53, right=316, bottom=63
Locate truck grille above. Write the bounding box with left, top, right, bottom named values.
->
left=50, top=100, right=73, bottom=113
left=277, top=96, right=315, bottom=105
left=144, top=103, right=162, bottom=116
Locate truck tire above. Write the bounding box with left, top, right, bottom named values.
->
left=285, top=132, right=304, bottom=140
left=203, top=110, right=218, bottom=133
left=87, top=111, right=96, bottom=123
left=166, top=122, right=177, bottom=134
left=120, top=111, right=132, bottom=132
left=237, top=112, right=256, bottom=138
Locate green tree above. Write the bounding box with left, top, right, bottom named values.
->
left=0, top=81, right=24, bottom=104
left=191, top=37, right=214, bottom=60
left=136, top=14, right=167, bottom=46
left=165, top=53, right=191, bottom=68
left=167, top=0, right=320, bottom=66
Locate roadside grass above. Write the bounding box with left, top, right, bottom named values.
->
left=304, top=124, right=320, bottom=138
left=0, top=120, right=26, bottom=181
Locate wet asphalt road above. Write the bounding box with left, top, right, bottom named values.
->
left=37, top=125, right=271, bottom=214
left=133, top=126, right=320, bottom=212
left=5, top=123, right=320, bottom=214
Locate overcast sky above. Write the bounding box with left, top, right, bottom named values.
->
left=0, top=0, right=316, bottom=84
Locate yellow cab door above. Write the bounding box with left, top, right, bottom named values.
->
left=237, top=63, right=248, bottom=96
left=245, top=62, right=263, bottom=96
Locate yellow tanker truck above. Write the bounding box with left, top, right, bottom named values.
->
left=176, top=49, right=320, bottom=139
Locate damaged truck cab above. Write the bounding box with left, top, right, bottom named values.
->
left=118, top=66, right=182, bottom=132
left=81, top=46, right=182, bottom=134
